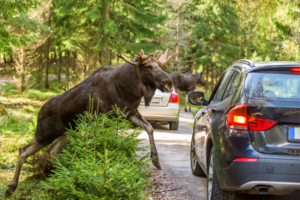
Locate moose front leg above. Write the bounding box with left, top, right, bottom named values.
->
left=129, top=111, right=161, bottom=170
left=185, top=92, right=189, bottom=112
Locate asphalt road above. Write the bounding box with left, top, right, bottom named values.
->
left=138, top=109, right=300, bottom=200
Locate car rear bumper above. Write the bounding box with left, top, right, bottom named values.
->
left=217, top=158, right=300, bottom=195
left=138, top=103, right=180, bottom=122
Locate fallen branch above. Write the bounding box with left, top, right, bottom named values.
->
left=0, top=103, right=7, bottom=116
left=156, top=187, right=181, bottom=193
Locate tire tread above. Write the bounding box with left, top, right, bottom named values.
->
left=209, top=149, right=235, bottom=200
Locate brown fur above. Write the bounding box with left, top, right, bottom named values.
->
left=6, top=57, right=173, bottom=196
left=170, top=72, right=206, bottom=112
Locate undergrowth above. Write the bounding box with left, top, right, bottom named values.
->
left=5, top=104, right=151, bottom=200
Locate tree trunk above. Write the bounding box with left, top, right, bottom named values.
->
left=99, top=51, right=102, bottom=67
left=45, top=37, right=50, bottom=89
left=37, top=45, right=42, bottom=90
left=175, top=1, right=182, bottom=72
left=244, top=0, right=248, bottom=59
left=211, top=40, right=216, bottom=92
left=3, top=54, right=7, bottom=63
left=102, top=46, right=106, bottom=66
left=9, top=53, right=14, bottom=63
left=65, top=50, right=70, bottom=91
left=205, top=64, right=209, bottom=91
left=73, top=52, right=77, bottom=72
left=57, top=48, right=62, bottom=84
left=110, top=50, right=112, bottom=65
left=20, top=47, right=26, bottom=92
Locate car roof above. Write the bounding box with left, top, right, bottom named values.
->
left=253, top=61, right=300, bottom=67
left=232, top=60, right=300, bottom=72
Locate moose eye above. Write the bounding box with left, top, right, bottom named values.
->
left=145, top=66, right=151, bottom=70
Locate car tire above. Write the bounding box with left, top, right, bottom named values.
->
left=207, top=148, right=235, bottom=200
left=190, top=137, right=206, bottom=176
left=169, top=121, right=179, bottom=130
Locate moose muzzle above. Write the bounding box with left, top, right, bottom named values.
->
left=161, top=78, right=173, bottom=93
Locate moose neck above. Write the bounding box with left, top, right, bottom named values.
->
left=192, top=73, right=200, bottom=84
left=112, top=63, right=155, bottom=105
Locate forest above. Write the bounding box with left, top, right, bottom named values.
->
left=1, top=0, right=300, bottom=199
left=1, top=0, right=300, bottom=91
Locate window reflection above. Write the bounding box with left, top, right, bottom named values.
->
left=245, top=72, right=300, bottom=101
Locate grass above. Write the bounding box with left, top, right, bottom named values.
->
left=0, top=81, right=152, bottom=199
left=0, top=81, right=65, bottom=198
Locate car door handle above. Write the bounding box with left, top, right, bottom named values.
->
left=211, top=107, right=217, bottom=113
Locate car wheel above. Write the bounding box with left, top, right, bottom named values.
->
left=190, top=137, right=206, bottom=176
left=169, top=121, right=179, bottom=130
left=207, top=148, right=235, bottom=200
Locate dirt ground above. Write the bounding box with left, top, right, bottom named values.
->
left=138, top=110, right=300, bottom=200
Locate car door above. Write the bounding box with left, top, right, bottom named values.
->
left=200, top=70, right=241, bottom=168
left=194, top=71, right=229, bottom=167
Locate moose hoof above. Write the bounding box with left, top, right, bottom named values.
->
left=152, top=160, right=162, bottom=170
left=5, top=188, right=14, bottom=197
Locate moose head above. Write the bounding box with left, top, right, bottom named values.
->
left=196, top=72, right=206, bottom=85
left=116, top=49, right=176, bottom=106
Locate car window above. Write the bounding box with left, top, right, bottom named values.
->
left=245, top=72, right=300, bottom=101
left=208, top=72, right=227, bottom=103
left=222, top=71, right=240, bottom=100
left=213, top=70, right=235, bottom=103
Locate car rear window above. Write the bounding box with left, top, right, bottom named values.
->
left=244, top=72, right=300, bottom=101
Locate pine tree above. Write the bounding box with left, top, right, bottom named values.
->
left=0, top=0, right=45, bottom=54
left=162, top=0, right=196, bottom=73
left=53, top=0, right=167, bottom=68
left=193, top=0, right=242, bottom=90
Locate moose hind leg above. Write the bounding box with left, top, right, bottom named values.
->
left=47, top=134, right=68, bottom=158
left=185, top=92, right=189, bottom=112
left=129, top=111, right=161, bottom=170
left=6, top=137, right=45, bottom=196
left=189, top=96, right=192, bottom=112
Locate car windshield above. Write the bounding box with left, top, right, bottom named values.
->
left=244, top=72, right=300, bottom=101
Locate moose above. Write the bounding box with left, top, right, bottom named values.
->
left=6, top=49, right=177, bottom=196
left=170, top=72, right=206, bottom=112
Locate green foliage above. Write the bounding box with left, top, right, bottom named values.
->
left=53, top=0, right=166, bottom=57
left=0, top=0, right=48, bottom=54
left=192, top=0, right=241, bottom=89
left=29, top=106, right=151, bottom=199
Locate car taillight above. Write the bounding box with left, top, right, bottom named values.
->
left=227, top=104, right=276, bottom=131
left=227, top=104, right=248, bottom=130
left=248, top=116, right=277, bottom=131
left=234, top=158, right=259, bottom=162
left=290, top=68, right=300, bottom=72
left=169, top=93, right=179, bottom=103
left=290, top=68, right=300, bottom=74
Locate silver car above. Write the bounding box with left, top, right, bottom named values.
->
left=138, top=87, right=180, bottom=130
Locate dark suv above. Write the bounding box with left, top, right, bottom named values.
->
left=188, top=60, right=300, bottom=200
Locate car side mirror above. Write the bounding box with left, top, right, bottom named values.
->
left=188, top=91, right=205, bottom=105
